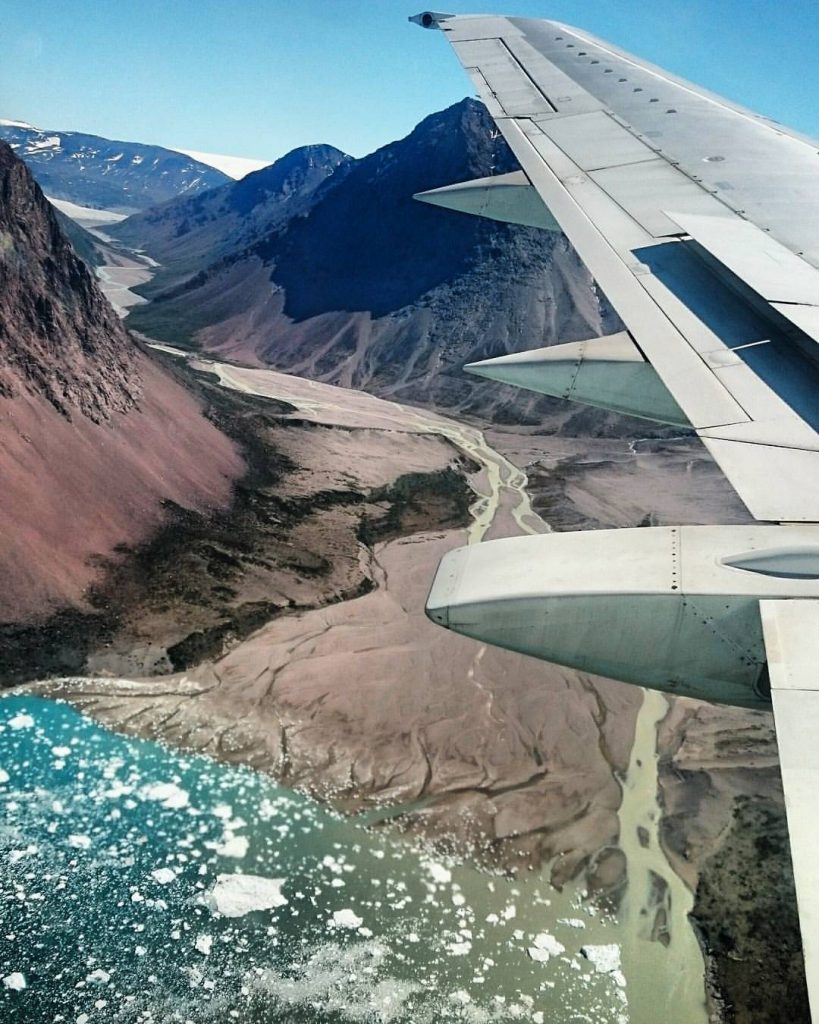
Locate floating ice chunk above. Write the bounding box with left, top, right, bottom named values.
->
left=141, top=782, right=189, bottom=810
left=77, top=1015, right=89, bottom=1024
left=102, top=779, right=134, bottom=800
left=9, top=845, right=37, bottom=863
left=331, top=908, right=363, bottom=929
left=581, top=944, right=626, bottom=986
left=0, top=769, right=9, bottom=784
left=424, top=861, right=452, bottom=885
left=195, top=934, right=213, bottom=956
left=86, top=969, right=110, bottom=984
left=207, top=874, right=288, bottom=917
left=215, top=834, right=248, bottom=859
left=135, top=946, right=147, bottom=957
left=527, top=932, right=565, bottom=963
left=322, top=854, right=345, bottom=875
left=212, top=804, right=233, bottom=819
left=559, top=917, right=586, bottom=929
left=68, top=835, right=92, bottom=850
left=3, top=972, right=26, bottom=990
left=446, top=939, right=472, bottom=956
left=8, top=713, right=34, bottom=730
left=51, top=746, right=71, bottom=758
left=150, top=868, right=177, bottom=885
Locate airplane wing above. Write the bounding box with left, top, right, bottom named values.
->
left=411, top=11, right=819, bottom=1018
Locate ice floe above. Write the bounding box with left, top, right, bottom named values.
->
left=140, top=781, right=190, bottom=810
left=7, top=713, right=34, bottom=730
left=446, top=939, right=472, bottom=956
left=150, top=867, right=177, bottom=885
left=423, top=859, right=452, bottom=885
left=3, top=971, right=26, bottom=990
left=214, top=833, right=248, bottom=859
left=527, top=932, right=565, bottom=963
left=207, top=873, right=288, bottom=917
left=581, top=944, right=627, bottom=988
left=331, top=908, right=363, bottom=929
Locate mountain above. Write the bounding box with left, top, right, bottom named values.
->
left=122, top=100, right=620, bottom=423
left=109, top=144, right=351, bottom=295
left=0, top=121, right=231, bottom=213
left=52, top=209, right=107, bottom=268
left=0, top=141, right=243, bottom=621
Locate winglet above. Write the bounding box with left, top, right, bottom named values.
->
left=409, top=11, right=454, bottom=29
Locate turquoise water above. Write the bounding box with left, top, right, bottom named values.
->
left=0, top=696, right=646, bottom=1023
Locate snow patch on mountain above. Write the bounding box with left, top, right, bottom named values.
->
left=176, top=148, right=272, bottom=179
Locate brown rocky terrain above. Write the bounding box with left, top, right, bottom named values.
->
left=0, top=142, right=243, bottom=621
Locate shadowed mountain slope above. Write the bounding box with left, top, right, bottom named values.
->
left=0, top=142, right=243, bottom=621
left=124, top=100, right=622, bottom=423
left=109, top=144, right=350, bottom=295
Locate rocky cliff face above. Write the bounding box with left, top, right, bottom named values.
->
left=0, top=142, right=138, bottom=420
left=123, top=100, right=623, bottom=424
left=0, top=142, right=244, bottom=622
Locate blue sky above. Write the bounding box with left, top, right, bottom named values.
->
left=3, top=0, right=818, bottom=162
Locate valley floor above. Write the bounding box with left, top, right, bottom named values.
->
left=0, top=245, right=806, bottom=1019
left=8, top=342, right=808, bottom=1022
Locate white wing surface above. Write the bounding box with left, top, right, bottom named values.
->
left=414, top=11, right=819, bottom=523
left=413, top=12, right=819, bottom=1019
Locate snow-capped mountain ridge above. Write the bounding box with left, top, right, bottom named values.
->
left=0, top=122, right=230, bottom=213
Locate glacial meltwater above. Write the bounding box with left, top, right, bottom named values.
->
left=0, top=695, right=706, bottom=1023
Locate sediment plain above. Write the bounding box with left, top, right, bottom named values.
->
left=13, top=339, right=806, bottom=1021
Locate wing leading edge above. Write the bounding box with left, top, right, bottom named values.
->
left=412, top=10, right=819, bottom=1019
